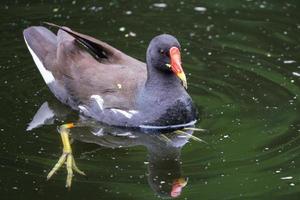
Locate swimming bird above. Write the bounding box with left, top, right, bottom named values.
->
left=23, top=23, right=197, bottom=129
left=23, top=23, right=198, bottom=187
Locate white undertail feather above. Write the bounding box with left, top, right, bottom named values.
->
left=23, top=36, right=55, bottom=84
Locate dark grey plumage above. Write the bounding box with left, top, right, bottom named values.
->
left=23, top=24, right=197, bottom=128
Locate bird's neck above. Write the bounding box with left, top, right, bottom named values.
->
left=145, top=65, right=181, bottom=92
left=135, top=64, right=197, bottom=126
left=137, top=64, right=186, bottom=111
left=144, top=50, right=181, bottom=90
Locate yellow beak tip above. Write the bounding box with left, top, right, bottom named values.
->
left=177, top=72, right=188, bottom=89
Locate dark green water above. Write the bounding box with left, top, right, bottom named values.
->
left=1, top=0, right=300, bottom=199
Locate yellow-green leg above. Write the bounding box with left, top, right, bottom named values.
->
left=47, top=123, right=85, bottom=188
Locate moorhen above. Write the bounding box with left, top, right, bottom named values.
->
left=23, top=23, right=198, bottom=187
left=23, top=24, right=197, bottom=129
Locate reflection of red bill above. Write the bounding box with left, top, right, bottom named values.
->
left=170, top=177, right=188, bottom=198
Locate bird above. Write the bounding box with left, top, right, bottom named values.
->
left=23, top=23, right=198, bottom=130
left=23, top=23, right=198, bottom=187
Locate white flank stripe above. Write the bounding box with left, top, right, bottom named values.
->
left=90, top=95, right=104, bottom=110
left=78, top=105, right=88, bottom=113
left=111, top=109, right=133, bottom=118
left=24, top=36, right=55, bottom=84
left=129, top=110, right=139, bottom=114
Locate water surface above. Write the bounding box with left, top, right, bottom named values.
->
left=0, top=0, right=300, bottom=199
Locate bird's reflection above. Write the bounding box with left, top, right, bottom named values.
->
left=72, top=122, right=192, bottom=198
left=28, top=101, right=198, bottom=198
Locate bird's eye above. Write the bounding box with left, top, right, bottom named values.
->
left=159, top=49, right=170, bottom=57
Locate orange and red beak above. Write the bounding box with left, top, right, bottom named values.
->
left=169, top=47, right=187, bottom=89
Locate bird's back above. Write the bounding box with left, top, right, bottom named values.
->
left=23, top=26, right=147, bottom=111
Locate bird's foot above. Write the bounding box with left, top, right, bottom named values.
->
left=47, top=123, right=85, bottom=188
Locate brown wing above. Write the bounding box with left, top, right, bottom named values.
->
left=51, top=24, right=147, bottom=110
